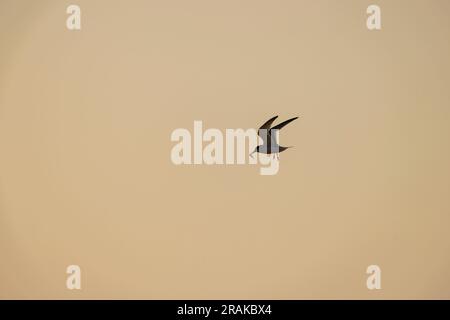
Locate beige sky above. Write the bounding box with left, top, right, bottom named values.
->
left=1, top=0, right=450, bottom=299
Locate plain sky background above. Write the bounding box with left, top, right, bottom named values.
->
left=1, top=0, right=450, bottom=298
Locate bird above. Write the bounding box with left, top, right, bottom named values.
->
left=250, top=115, right=299, bottom=160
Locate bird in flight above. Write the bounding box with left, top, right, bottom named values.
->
left=250, top=115, right=299, bottom=160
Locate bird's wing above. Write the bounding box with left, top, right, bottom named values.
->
left=269, top=116, right=299, bottom=145
left=270, top=116, right=299, bottom=131
left=258, top=115, right=278, bottom=140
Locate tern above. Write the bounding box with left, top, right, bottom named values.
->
left=250, top=115, right=299, bottom=160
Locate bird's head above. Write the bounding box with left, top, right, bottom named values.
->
left=249, top=146, right=259, bottom=159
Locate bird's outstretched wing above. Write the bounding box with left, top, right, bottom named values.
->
left=270, top=116, right=299, bottom=132
left=269, top=116, right=299, bottom=145
left=258, top=115, right=278, bottom=140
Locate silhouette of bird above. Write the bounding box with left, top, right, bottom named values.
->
left=250, top=115, right=299, bottom=160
